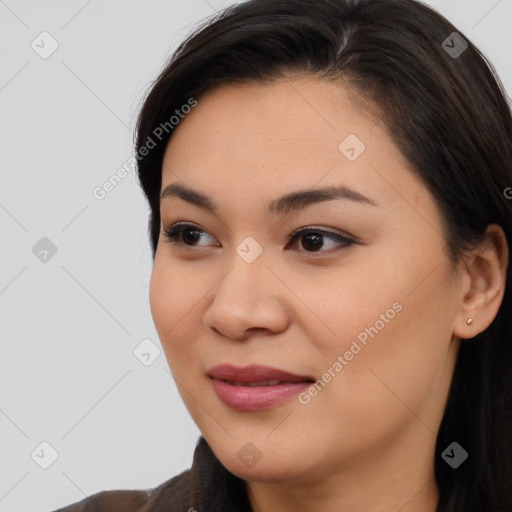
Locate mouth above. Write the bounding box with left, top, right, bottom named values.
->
left=223, top=379, right=290, bottom=387
left=207, top=363, right=315, bottom=383
left=207, top=364, right=315, bottom=411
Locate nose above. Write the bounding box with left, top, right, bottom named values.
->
left=202, top=254, right=291, bottom=341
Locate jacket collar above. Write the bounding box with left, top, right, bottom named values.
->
left=150, top=436, right=253, bottom=512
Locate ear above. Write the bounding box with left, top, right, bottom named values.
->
left=453, top=224, right=509, bottom=340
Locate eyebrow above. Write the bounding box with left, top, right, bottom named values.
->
left=160, top=182, right=378, bottom=216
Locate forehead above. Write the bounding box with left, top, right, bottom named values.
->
left=166, top=78, right=378, bottom=157
left=164, top=79, right=403, bottom=168
left=160, top=78, right=431, bottom=221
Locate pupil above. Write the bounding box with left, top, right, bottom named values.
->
left=302, top=233, right=323, bottom=251
left=183, top=229, right=201, bottom=245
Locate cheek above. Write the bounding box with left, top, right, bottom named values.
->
left=343, top=277, right=456, bottom=414
left=149, top=260, right=204, bottom=363
left=300, top=264, right=402, bottom=359
left=309, top=258, right=457, bottom=411
left=149, top=261, right=175, bottom=338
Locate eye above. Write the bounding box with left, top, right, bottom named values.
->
left=162, top=223, right=218, bottom=248
left=287, top=226, right=354, bottom=254
left=162, top=222, right=354, bottom=254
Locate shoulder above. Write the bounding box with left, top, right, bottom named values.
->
left=49, top=469, right=190, bottom=512
left=48, top=437, right=252, bottom=512
left=51, top=489, right=151, bottom=512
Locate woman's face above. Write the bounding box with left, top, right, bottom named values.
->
left=150, top=78, right=463, bottom=486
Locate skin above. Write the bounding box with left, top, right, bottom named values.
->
left=149, top=78, right=508, bottom=512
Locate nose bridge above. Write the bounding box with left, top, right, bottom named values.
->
left=218, top=233, right=270, bottom=299
left=203, top=244, right=290, bottom=338
left=215, top=246, right=271, bottom=310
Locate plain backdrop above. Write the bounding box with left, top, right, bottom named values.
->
left=1, top=1, right=511, bottom=511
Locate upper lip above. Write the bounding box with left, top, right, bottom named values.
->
left=207, top=364, right=315, bottom=383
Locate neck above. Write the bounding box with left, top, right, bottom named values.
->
left=248, top=472, right=439, bottom=512
left=245, top=432, right=440, bottom=512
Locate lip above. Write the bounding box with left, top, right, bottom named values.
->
left=208, top=364, right=315, bottom=411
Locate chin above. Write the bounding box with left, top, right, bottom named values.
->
left=205, top=434, right=311, bottom=483
left=224, top=453, right=304, bottom=483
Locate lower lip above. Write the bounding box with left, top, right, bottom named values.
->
left=211, top=379, right=311, bottom=411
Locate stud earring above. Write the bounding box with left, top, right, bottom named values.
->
left=466, top=317, right=473, bottom=326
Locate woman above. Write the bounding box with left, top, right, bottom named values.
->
left=53, top=0, right=512, bottom=510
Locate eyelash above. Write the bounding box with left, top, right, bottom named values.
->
left=161, top=222, right=355, bottom=255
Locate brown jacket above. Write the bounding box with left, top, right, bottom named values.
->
left=51, top=437, right=253, bottom=512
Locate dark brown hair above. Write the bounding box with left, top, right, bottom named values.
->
left=135, top=1, right=512, bottom=510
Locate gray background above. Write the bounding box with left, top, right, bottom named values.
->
left=1, top=1, right=510, bottom=511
